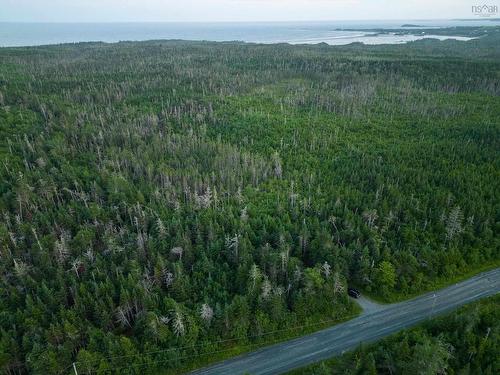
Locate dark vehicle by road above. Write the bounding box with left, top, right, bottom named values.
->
left=348, top=287, right=361, bottom=298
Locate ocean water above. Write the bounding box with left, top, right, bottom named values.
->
left=0, top=19, right=496, bottom=47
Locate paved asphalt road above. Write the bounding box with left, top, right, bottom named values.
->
left=190, top=268, right=500, bottom=375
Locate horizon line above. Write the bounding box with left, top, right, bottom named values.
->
left=0, top=18, right=483, bottom=24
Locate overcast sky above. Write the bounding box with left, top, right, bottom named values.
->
left=1, top=0, right=497, bottom=22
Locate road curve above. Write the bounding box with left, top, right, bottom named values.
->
left=190, top=268, right=500, bottom=375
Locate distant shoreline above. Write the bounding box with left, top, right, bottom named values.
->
left=0, top=22, right=496, bottom=48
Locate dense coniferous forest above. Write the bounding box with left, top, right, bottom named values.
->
left=0, top=27, right=499, bottom=373
left=291, top=296, right=500, bottom=375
